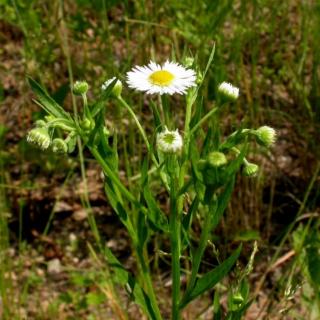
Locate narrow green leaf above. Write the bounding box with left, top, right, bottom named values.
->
left=104, top=246, right=158, bottom=320
left=213, top=290, right=222, bottom=320
left=180, top=244, right=242, bottom=308
left=225, top=144, right=247, bottom=177
left=141, top=158, right=169, bottom=232
left=104, top=246, right=129, bottom=285
left=181, top=196, right=200, bottom=249
left=211, top=176, right=235, bottom=229
left=137, top=210, right=149, bottom=247
left=150, top=100, right=162, bottom=130
left=27, top=77, right=71, bottom=120
left=189, top=97, right=204, bottom=130
left=104, top=181, right=132, bottom=231
left=91, top=78, right=117, bottom=117
left=306, top=230, right=320, bottom=285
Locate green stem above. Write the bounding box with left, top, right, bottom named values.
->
left=90, top=147, right=138, bottom=205
left=168, top=157, right=181, bottom=320
left=137, top=249, right=163, bottom=320
left=161, top=95, right=171, bottom=129
left=116, top=97, right=170, bottom=191
left=91, top=147, right=162, bottom=319
left=182, top=207, right=212, bottom=303
left=117, top=96, right=151, bottom=151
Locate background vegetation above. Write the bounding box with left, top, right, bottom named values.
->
left=1, top=0, right=320, bottom=319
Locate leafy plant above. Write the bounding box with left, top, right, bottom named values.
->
left=24, top=48, right=276, bottom=319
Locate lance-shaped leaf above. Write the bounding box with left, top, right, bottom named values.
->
left=140, top=158, right=169, bottom=233
left=180, top=245, right=242, bottom=308
left=91, top=78, right=117, bottom=117
left=211, top=176, right=235, bottom=229
left=104, top=246, right=159, bottom=320
left=27, top=77, right=72, bottom=120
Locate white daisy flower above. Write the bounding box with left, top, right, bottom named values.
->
left=218, top=82, right=239, bottom=101
left=157, top=127, right=183, bottom=154
left=126, top=61, right=196, bottom=95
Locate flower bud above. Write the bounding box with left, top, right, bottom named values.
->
left=80, top=118, right=95, bottom=131
left=207, top=151, right=227, bottom=167
left=243, top=162, right=259, bottom=177
left=157, top=127, right=183, bottom=154
left=27, top=127, right=51, bottom=150
left=196, top=71, right=204, bottom=84
left=232, top=292, right=244, bottom=305
left=183, top=57, right=194, bottom=68
left=103, top=126, right=110, bottom=137
left=101, top=77, right=122, bottom=98
left=255, top=126, right=276, bottom=147
left=52, top=138, right=68, bottom=154
left=45, top=115, right=55, bottom=122
left=73, top=81, right=89, bottom=95
left=35, top=119, right=46, bottom=128
left=218, top=82, right=239, bottom=101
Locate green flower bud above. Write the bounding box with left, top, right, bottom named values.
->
left=232, top=292, right=244, bottom=305
left=101, top=77, right=122, bottom=98
left=35, top=119, right=47, bottom=128
left=207, top=151, right=227, bottom=167
left=52, top=138, right=68, bottom=154
left=183, top=57, right=194, bottom=68
left=243, top=162, right=259, bottom=177
left=45, top=115, right=55, bottom=122
left=255, top=126, right=276, bottom=147
left=73, top=81, right=89, bottom=95
left=218, top=82, right=239, bottom=101
left=196, top=71, right=204, bottom=84
left=80, top=118, right=95, bottom=131
left=103, top=126, right=110, bottom=137
left=27, top=127, right=51, bottom=150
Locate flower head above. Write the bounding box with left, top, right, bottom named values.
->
left=52, top=138, right=68, bottom=154
left=27, top=127, right=51, bottom=150
left=207, top=151, right=227, bottom=167
left=157, top=128, right=183, bottom=154
left=255, top=126, right=276, bottom=147
left=101, top=77, right=123, bottom=98
left=243, top=162, right=259, bottom=177
left=73, top=81, right=89, bottom=95
left=218, top=82, right=239, bottom=101
left=126, top=61, right=196, bottom=95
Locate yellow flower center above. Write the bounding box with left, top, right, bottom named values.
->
left=149, top=70, right=174, bottom=86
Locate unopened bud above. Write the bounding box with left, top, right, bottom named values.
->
left=232, top=292, right=244, bottom=305
left=207, top=152, right=227, bottom=167
left=80, top=118, right=94, bottom=131
left=45, top=115, right=55, bottom=122
left=183, top=57, right=194, bottom=68
left=27, top=127, right=51, bottom=150
left=243, top=162, right=259, bottom=177
left=101, top=77, right=122, bottom=98
left=255, top=126, right=276, bottom=147
left=35, top=119, right=46, bottom=128
left=218, top=82, right=239, bottom=101
left=73, top=81, right=89, bottom=95
left=52, top=138, right=68, bottom=154
left=157, top=127, right=183, bottom=154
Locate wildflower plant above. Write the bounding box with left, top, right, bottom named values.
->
left=25, top=47, right=276, bottom=320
